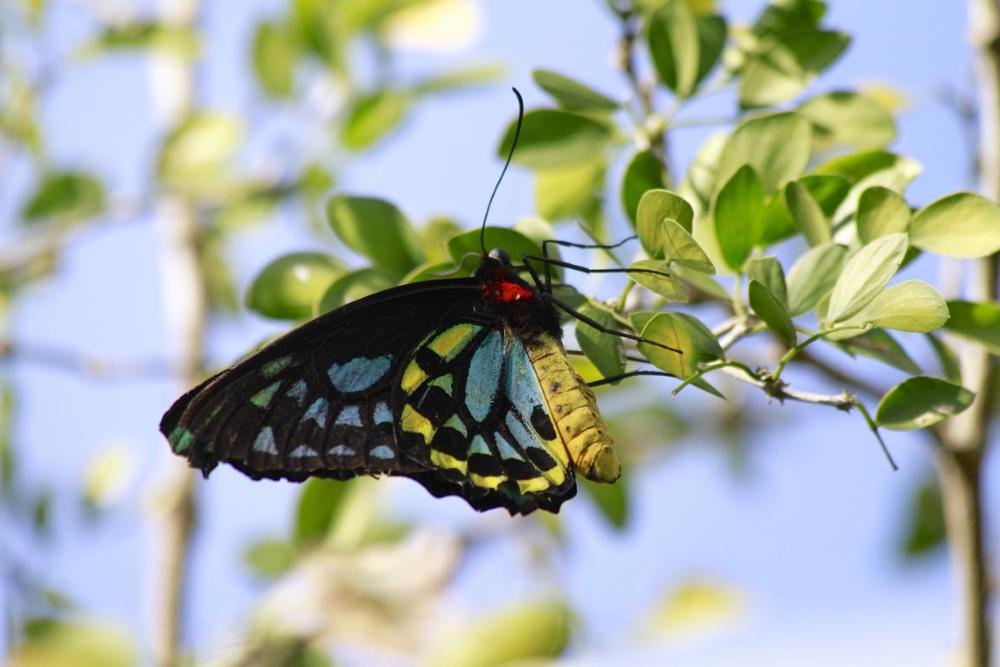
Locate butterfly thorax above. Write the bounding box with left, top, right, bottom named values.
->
left=475, top=254, right=561, bottom=341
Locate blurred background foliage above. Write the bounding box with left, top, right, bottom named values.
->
left=1, top=0, right=998, bottom=665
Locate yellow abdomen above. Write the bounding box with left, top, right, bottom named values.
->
left=526, top=334, right=621, bottom=483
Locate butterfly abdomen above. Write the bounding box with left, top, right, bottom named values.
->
left=525, top=334, right=621, bottom=484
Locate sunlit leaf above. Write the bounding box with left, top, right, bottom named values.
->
left=876, top=376, right=974, bottom=430
left=252, top=22, right=298, bottom=97
left=857, top=186, right=910, bottom=243
left=316, top=268, right=394, bottom=314
left=645, top=579, right=744, bottom=639
left=827, top=233, right=908, bottom=324
left=380, top=0, right=482, bottom=53
left=909, top=192, right=1000, bottom=258
left=245, top=538, right=296, bottom=579
left=713, top=164, right=764, bottom=270
left=82, top=443, right=135, bottom=510
left=14, top=619, right=136, bottom=667
left=659, top=219, right=714, bottom=273
left=782, top=180, right=829, bottom=246
left=637, top=190, right=695, bottom=254
left=157, top=112, right=243, bottom=196
left=536, top=159, right=605, bottom=221
left=841, top=280, right=949, bottom=333
left=716, top=112, right=812, bottom=193
left=798, top=91, right=896, bottom=150
left=629, top=259, right=688, bottom=302
left=342, top=89, right=411, bottom=150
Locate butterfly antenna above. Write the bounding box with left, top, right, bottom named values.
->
left=481, top=86, right=525, bottom=257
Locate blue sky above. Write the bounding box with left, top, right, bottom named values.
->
left=4, top=1, right=996, bottom=665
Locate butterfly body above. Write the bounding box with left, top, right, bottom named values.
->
left=160, top=252, right=619, bottom=515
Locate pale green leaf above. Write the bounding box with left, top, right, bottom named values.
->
left=648, top=0, right=701, bottom=97
left=660, top=218, right=715, bottom=273
left=327, top=195, right=424, bottom=278
left=783, top=180, right=829, bottom=245
left=857, top=186, right=910, bottom=243
left=798, top=91, right=896, bottom=150
left=535, top=160, right=605, bottom=221
left=532, top=69, right=619, bottom=111
left=629, top=259, right=689, bottom=302
left=748, top=280, right=796, bottom=346
left=342, top=89, right=411, bottom=150
left=876, top=377, right=974, bottom=430
left=716, top=112, right=812, bottom=193
left=841, top=280, right=949, bottom=333
left=910, top=192, right=1000, bottom=258
left=746, top=256, right=787, bottom=306
left=246, top=252, right=343, bottom=320
left=252, top=22, right=298, bottom=97
left=786, top=243, right=848, bottom=316
left=827, top=233, right=908, bottom=324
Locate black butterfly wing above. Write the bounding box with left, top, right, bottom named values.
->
left=160, top=279, right=483, bottom=483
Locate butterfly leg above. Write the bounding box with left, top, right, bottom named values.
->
left=539, top=236, right=638, bottom=292
left=546, top=295, right=683, bottom=355
left=522, top=255, right=675, bottom=284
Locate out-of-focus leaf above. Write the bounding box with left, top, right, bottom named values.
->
left=622, top=151, right=669, bottom=226
left=421, top=216, right=463, bottom=263
left=414, top=64, right=506, bottom=94
left=815, top=150, right=917, bottom=184
left=82, top=443, right=135, bottom=510
left=876, top=376, right=974, bottom=430
left=716, top=112, right=812, bottom=193
left=943, top=300, right=1000, bottom=355
left=645, top=578, right=744, bottom=639
left=748, top=280, right=795, bottom=346
left=32, top=489, right=52, bottom=536
left=246, top=252, right=343, bottom=320
left=798, top=91, right=896, bottom=150
left=245, top=538, right=296, bottom=579
left=423, top=601, right=573, bottom=667
left=909, top=192, right=1000, bottom=258
left=713, top=164, right=764, bottom=270
left=899, top=475, right=946, bottom=560
left=738, top=32, right=850, bottom=109
left=14, top=619, right=136, bottom=667
left=581, top=476, right=628, bottom=529
left=648, top=0, right=700, bottom=97
left=857, top=186, right=910, bottom=243
left=380, top=0, right=482, bottom=53
left=0, top=380, right=13, bottom=496
left=327, top=195, right=424, bottom=278
left=532, top=69, right=619, bottom=111
left=536, top=159, right=605, bottom=222
left=629, top=259, right=688, bottom=302
left=448, top=227, right=543, bottom=268
left=498, top=109, right=611, bottom=170
left=316, top=268, right=394, bottom=314
left=637, top=190, right=695, bottom=259
left=799, top=174, right=851, bottom=217
left=342, top=89, right=412, bottom=150
left=783, top=180, right=829, bottom=246
left=79, top=22, right=200, bottom=56
left=157, top=112, right=243, bottom=196
left=22, top=171, right=105, bottom=225
left=575, top=302, right=626, bottom=379
left=785, top=243, right=847, bottom=316
left=827, top=233, right=908, bottom=324
left=926, top=333, right=962, bottom=382
left=295, top=478, right=351, bottom=546
left=252, top=22, right=298, bottom=97
left=837, top=329, right=921, bottom=375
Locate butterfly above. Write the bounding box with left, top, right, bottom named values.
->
left=159, top=245, right=625, bottom=515
left=159, top=88, right=677, bottom=515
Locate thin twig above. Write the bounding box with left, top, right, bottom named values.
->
left=0, top=340, right=175, bottom=380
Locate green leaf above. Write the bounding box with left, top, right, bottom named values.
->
left=799, top=174, right=851, bottom=217
left=342, top=89, right=411, bottom=150
left=748, top=280, right=796, bottom=346
left=629, top=259, right=688, bottom=302
left=660, top=219, right=715, bottom=273
left=80, top=21, right=200, bottom=56
left=327, top=195, right=424, bottom=277
left=943, top=300, right=1000, bottom=354
left=536, top=159, right=605, bottom=221
left=717, top=112, right=812, bottom=193
left=252, top=22, right=298, bottom=97
left=713, top=164, right=764, bottom=270
left=0, top=380, right=13, bottom=497
left=785, top=243, right=846, bottom=316
left=244, top=538, right=296, bottom=579
left=21, top=171, right=105, bottom=224
left=420, top=216, right=463, bottom=263
left=448, top=226, right=543, bottom=266
left=909, top=192, right=1000, bottom=258
left=498, top=109, right=611, bottom=170
left=414, top=64, right=507, bottom=94
left=841, top=280, right=949, bottom=333
left=294, top=478, right=351, bottom=546
left=424, top=602, right=572, bottom=667
left=637, top=189, right=695, bottom=245
left=798, top=91, right=896, bottom=150
left=737, top=31, right=849, bottom=108
left=157, top=112, right=242, bottom=196
left=622, top=150, right=668, bottom=225
left=581, top=476, right=628, bottom=529
left=636, top=312, right=723, bottom=396
left=838, top=329, right=921, bottom=374
left=857, top=186, right=910, bottom=243
left=926, top=333, right=962, bottom=382
left=575, top=302, right=626, bottom=379
left=13, top=619, right=136, bottom=667
left=782, top=180, right=829, bottom=246
left=648, top=0, right=701, bottom=97
left=672, top=263, right=729, bottom=300
left=899, top=475, right=946, bottom=559
left=532, top=69, right=619, bottom=111
left=316, top=268, right=394, bottom=314
left=826, top=233, right=908, bottom=324
left=246, top=252, right=343, bottom=320
left=876, top=376, right=974, bottom=430
left=746, top=256, right=787, bottom=307
left=815, top=149, right=916, bottom=183
left=693, top=14, right=727, bottom=84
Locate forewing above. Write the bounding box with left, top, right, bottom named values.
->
left=160, top=280, right=482, bottom=482
left=394, top=324, right=576, bottom=515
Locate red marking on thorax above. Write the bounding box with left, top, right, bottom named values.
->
left=483, top=277, right=535, bottom=303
